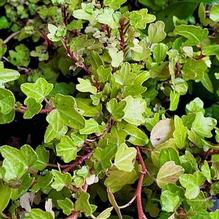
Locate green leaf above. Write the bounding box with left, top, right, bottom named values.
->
left=96, top=207, right=114, bottom=219
left=173, top=116, right=187, bottom=149
left=129, top=9, right=156, bottom=29
left=32, top=145, right=49, bottom=171
left=201, top=161, right=211, bottom=183
left=75, top=98, right=101, bottom=117
left=97, top=66, right=112, bottom=83
left=179, top=172, right=206, bottom=199
left=104, top=0, right=126, bottom=10
left=210, top=5, right=219, bottom=22
left=0, top=145, right=37, bottom=180
left=114, top=143, right=137, bottom=172
left=174, top=25, right=208, bottom=46
left=23, top=98, right=42, bottom=119
left=97, top=8, right=120, bottom=29
left=54, top=94, right=85, bottom=129
left=0, top=181, right=12, bottom=214
left=0, top=88, right=15, bottom=115
left=200, top=72, right=214, bottom=93
left=186, top=98, right=204, bottom=114
left=51, top=170, right=72, bottom=191
left=152, top=43, right=168, bottom=63
left=150, top=119, right=174, bottom=147
left=159, top=148, right=180, bottom=167
left=104, top=168, right=138, bottom=193
left=75, top=192, right=93, bottom=216
left=56, top=136, right=78, bottom=163
left=169, top=90, right=180, bottom=111
left=0, top=66, right=20, bottom=85
left=76, top=78, right=97, bottom=94
left=156, top=161, right=184, bottom=188
left=107, top=98, right=126, bottom=121
left=182, top=59, right=207, bottom=81
left=108, top=47, right=124, bottom=68
left=9, top=44, right=30, bottom=67
left=24, top=209, right=53, bottom=219
left=21, top=78, right=53, bottom=103
left=124, top=124, right=149, bottom=146
left=79, top=118, right=102, bottom=135
left=160, top=190, right=180, bottom=212
left=73, top=3, right=97, bottom=24
left=191, top=112, right=217, bottom=138
left=148, top=21, right=166, bottom=43
left=57, top=198, right=74, bottom=216
left=122, top=96, right=146, bottom=126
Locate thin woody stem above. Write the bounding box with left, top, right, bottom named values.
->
left=136, top=147, right=148, bottom=219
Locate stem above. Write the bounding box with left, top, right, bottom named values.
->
left=66, top=211, right=80, bottom=219
left=15, top=106, right=53, bottom=114
left=136, top=147, right=148, bottom=219
left=63, top=151, right=93, bottom=172
left=4, top=31, right=21, bottom=44
left=119, top=195, right=136, bottom=209
left=119, top=17, right=127, bottom=52
left=61, top=39, right=90, bottom=74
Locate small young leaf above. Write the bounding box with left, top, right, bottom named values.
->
left=148, top=21, right=166, bottom=43
left=51, top=170, right=72, bottom=191
left=57, top=198, right=74, bottom=216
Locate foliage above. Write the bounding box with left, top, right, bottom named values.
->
left=0, top=0, right=219, bottom=218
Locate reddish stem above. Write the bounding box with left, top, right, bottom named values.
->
left=136, top=147, right=148, bottom=219
left=63, top=151, right=93, bottom=172
left=119, top=17, right=127, bottom=52
left=61, top=39, right=90, bottom=74
left=66, top=211, right=80, bottom=219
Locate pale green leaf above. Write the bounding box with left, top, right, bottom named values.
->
left=173, top=116, right=187, bottom=149
left=21, top=78, right=53, bottom=103
left=76, top=78, right=97, bottom=94
left=161, top=190, right=180, bottom=212
left=57, top=198, right=74, bottom=216
left=122, top=96, right=146, bottom=126
left=24, top=209, right=53, bottom=219
left=108, top=47, right=124, bottom=68
left=96, top=207, right=113, bottom=219
left=174, top=25, right=208, bottom=46
left=75, top=192, right=93, bottom=216
left=104, top=168, right=138, bottom=193
left=51, top=170, right=72, bottom=191
left=156, top=161, right=184, bottom=188
left=56, top=136, right=78, bottom=163
left=148, top=21, right=166, bottom=43
left=79, top=118, right=102, bottom=135
left=114, top=143, right=137, bottom=172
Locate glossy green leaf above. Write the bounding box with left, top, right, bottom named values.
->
left=179, top=171, right=206, bottom=199
left=160, top=190, right=180, bottom=212
left=0, top=181, right=12, bottom=214
left=51, top=170, right=72, bottom=191
left=173, top=116, right=187, bottom=149
left=191, top=112, right=217, bottom=138
left=21, top=78, right=53, bottom=103
left=56, top=136, right=78, bottom=163
left=76, top=78, right=97, bottom=94
left=57, top=198, right=74, bottom=216
left=148, top=21, right=166, bottom=43
left=174, top=25, right=208, bottom=46
left=104, top=168, right=138, bottom=193
left=114, top=143, right=137, bottom=172
left=156, top=161, right=184, bottom=188
left=75, top=192, right=93, bottom=216
left=122, top=96, right=146, bottom=126
left=24, top=209, right=53, bottom=219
